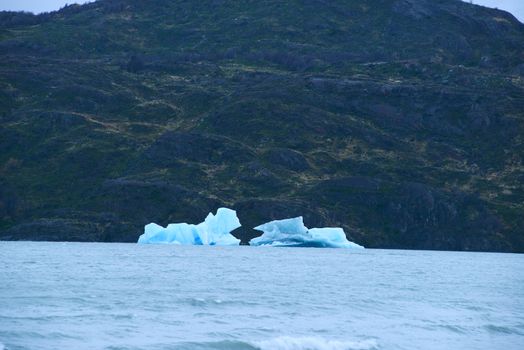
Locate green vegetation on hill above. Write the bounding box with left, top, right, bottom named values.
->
left=0, top=0, right=523, bottom=251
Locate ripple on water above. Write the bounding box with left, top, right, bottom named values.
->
left=185, top=297, right=259, bottom=308
left=253, top=336, right=379, bottom=350
left=436, top=324, right=468, bottom=334
left=0, top=330, right=83, bottom=341
left=173, top=337, right=378, bottom=350
left=484, top=324, right=523, bottom=335
left=171, top=340, right=258, bottom=350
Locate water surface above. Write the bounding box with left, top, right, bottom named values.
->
left=1, top=242, right=523, bottom=349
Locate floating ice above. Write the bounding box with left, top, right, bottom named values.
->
left=137, top=208, right=241, bottom=245
left=249, top=217, right=364, bottom=248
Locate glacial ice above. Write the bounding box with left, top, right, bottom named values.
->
left=137, top=208, right=241, bottom=245
left=249, top=217, right=364, bottom=248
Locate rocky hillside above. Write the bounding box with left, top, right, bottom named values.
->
left=0, top=0, right=523, bottom=252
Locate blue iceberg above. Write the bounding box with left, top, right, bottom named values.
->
left=249, top=217, right=364, bottom=248
left=137, top=208, right=241, bottom=245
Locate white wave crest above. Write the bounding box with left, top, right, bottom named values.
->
left=253, top=336, right=378, bottom=350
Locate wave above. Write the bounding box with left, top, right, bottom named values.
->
left=176, top=337, right=378, bottom=350
left=174, top=340, right=258, bottom=350
left=186, top=297, right=259, bottom=307
left=253, top=336, right=378, bottom=350
left=484, top=324, right=523, bottom=335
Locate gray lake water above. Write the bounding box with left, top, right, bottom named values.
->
left=0, top=242, right=523, bottom=350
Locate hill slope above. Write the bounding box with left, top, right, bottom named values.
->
left=0, top=0, right=523, bottom=251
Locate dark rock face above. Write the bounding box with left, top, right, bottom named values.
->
left=2, top=218, right=106, bottom=242
left=0, top=0, right=523, bottom=252
left=144, top=132, right=254, bottom=166
left=392, top=0, right=435, bottom=20
left=0, top=182, right=19, bottom=222
left=98, top=178, right=222, bottom=240
left=238, top=161, right=284, bottom=189
left=33, top=112, right=88, bottom=134
left=306, top=178, right=508, bottom=251
left=265, top=148, right=310, bottom=172
left=513, top=63, right=524, bottom=76
left=126, top=55, right=146, bottom=73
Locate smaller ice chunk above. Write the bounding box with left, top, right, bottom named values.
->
left=250, top=217, right=308, bottom=247
left=137, top=223, right=166, bottom=244
left=250, top=217, right=364, bottom=248
left=137, top=208, right=241, bottom=245
left=308, top=228, right=364, bottom=249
